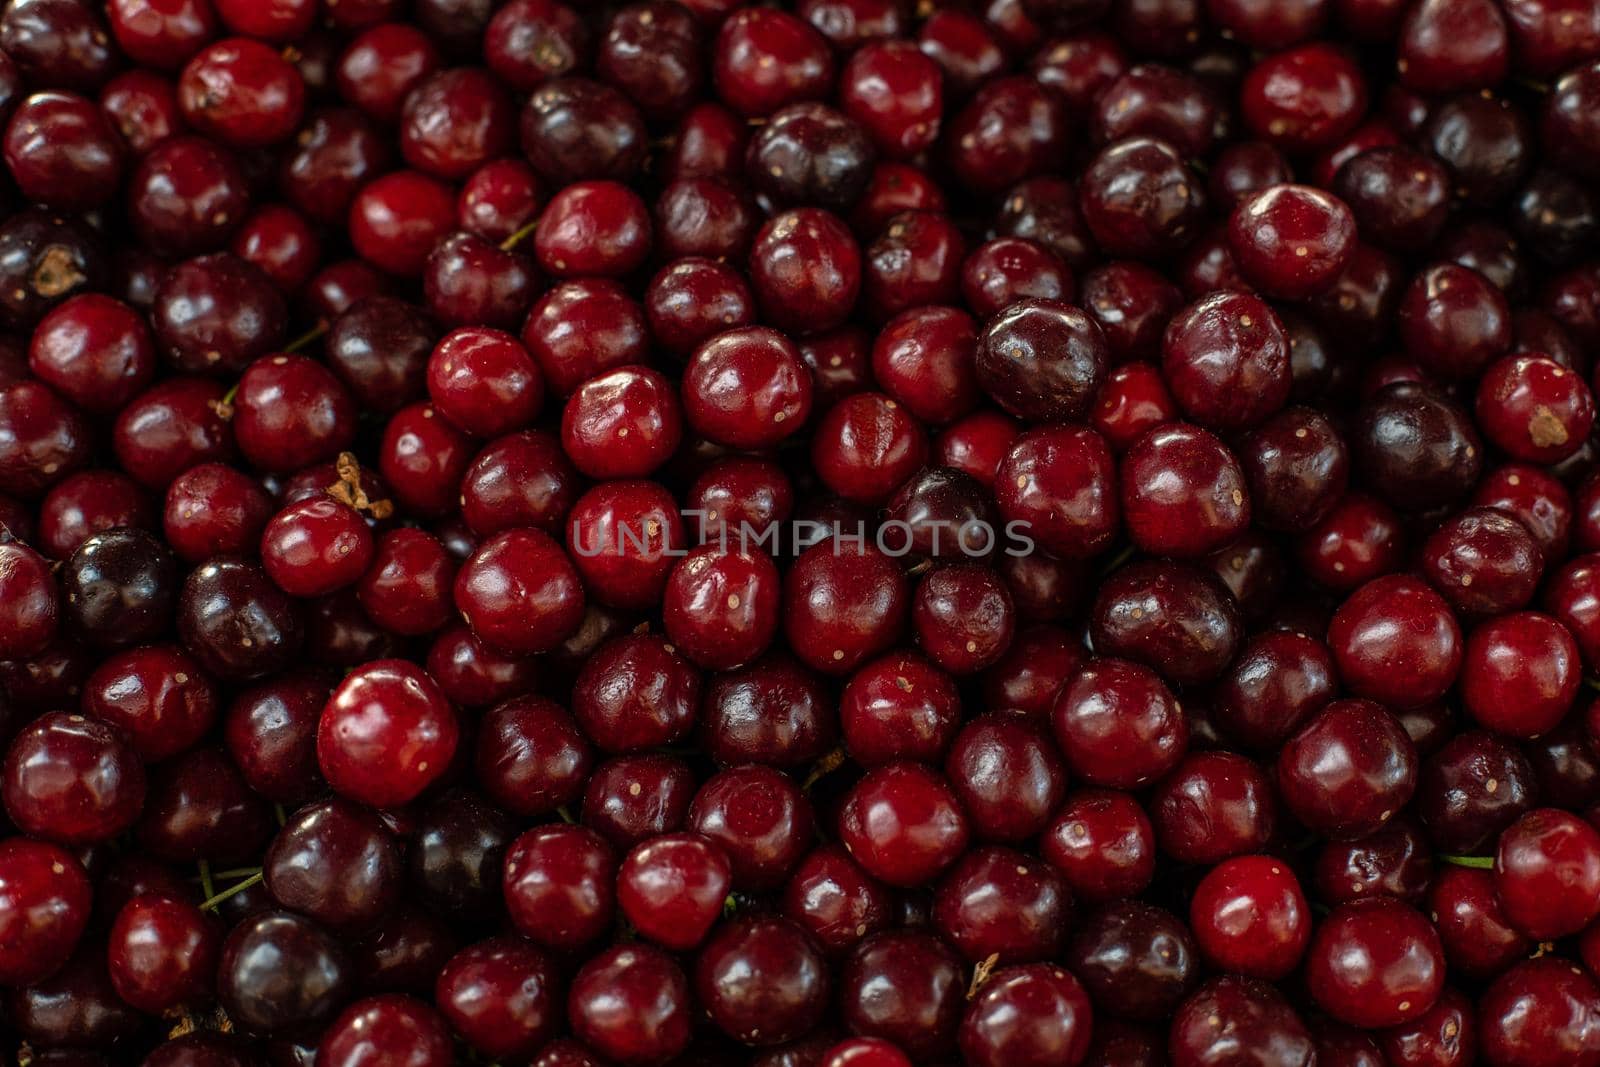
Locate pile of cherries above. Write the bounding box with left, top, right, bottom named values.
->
left=9, top=0, right=1600, bottom=1063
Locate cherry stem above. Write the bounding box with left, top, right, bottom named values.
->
left=1440, top=854, right=1495, bottom=869
left=284, top=321, right=328, bottom=353
left=201, top=871, right=265, bottom=912
left=499, top=219, right=539, bottom=252
left=197, top=860, right=214, bottom=900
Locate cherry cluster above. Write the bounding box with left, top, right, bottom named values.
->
left=2, top=0, right=1600, bottom=1064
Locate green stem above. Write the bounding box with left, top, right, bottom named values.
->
left=201, top=871, right=264, bottom=911
left=284, top=322, right=328, bottom=353
left=197, top=860, right=214, bottom=900
left=499, top=219, right=539, bottom=251
left=1441, top=854, right=1495, bottom=869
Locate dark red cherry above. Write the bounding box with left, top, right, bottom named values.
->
left=1305, top=897, right=1444, bottom=1029
left=1229, top=184, right=1356, bottom=300
left=317, top=658, right=457, bottom=809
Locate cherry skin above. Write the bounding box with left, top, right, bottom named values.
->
left=567, top=943, right=692, bottom=1066
left=503, top=823, right=617, bottom=951
left=838, top=760, right=969, bottom=888
left=618, top=833, right=732, bottom=951
left=959, top=964, right=1093, bottom=1067
left=1277, top=699, right=1419, bottom=840
left=1305, top=897, right=1445, bottom=1030
left=435, top=937, right=560, bottom=1063
left=1460, top=611, right=1580, bottom=737
left=1329, top=575, right=1463, bottom=708
left=0, top=837, right=91, bottom=986
left=695, top=916, right=830, bottom=1046
left=316, top=995, right=454, bottom=1067
left=1228, top=183, right=1357, bottom=300
left=1494, top=807, right=1600, bottom=940
left=1052, top=658, right=1187, bottom=788
left=2, top=711, right=145, bottom=845
left=1190, top=855, right=1311, bottom=980
left=1481, top=957, right=1600, bottom=1067
left=1043, top=788, right=1156, bottom=903
left=316, top=658, right=457, bottom=809
left=455, top=528, right=586, bottom=656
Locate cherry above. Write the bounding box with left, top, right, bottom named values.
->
left=567, top=943, right=692, bottom=1066
left=1151, top=751, right=1277, bottom=865
left=1477, top=353, right=1595, bottom=463
left=933, top=845, right=1068, bottom=964
left=1494, top=807, right=1600, bottom=939
left=1277, top=698, right=1419, bottom=839
left=1229, top=184, right=1356, bottom=300
left=713, top=7, right=834, bottom=117
left=783, top=540, right=908, bottom=674
left=4, top=91, right=123, bottom=213
left=959, top=964, right=1092, bottom=1067
left=0, top=837, right=91, bottom=986
left=688, top=764, right=814, bottom=891
left=317, top=995, right=454, bottom=1067
left=456, top=528, right=586, bottom=655
left=696, top=916, right=830, bottom=1046
left=1329, top=574, right=1463, bottom=709
left=1053, top=657, right=1187, bottom=788
left=646, top=257, right=756, bottom=359
left=1091, top=559, right=1242, bottom=686
left=317, top=658, right=457, bottom=809
left=1042, top=788, right=1156, bottom=902
left=436, top=937, right=559, bottom=1062
left=1306, top=897, right=1445, bottom=1029
left=260, top=497, right=373, bottom=599
left=0, top=540, right=57, bottom=659
left=1171, top=977, right=1316, bottom=1067
left=503, top=823, right=616, bottom=951
left=264, top=798, right=401, bottom=932
left=483, top=0, right=590, bottom=92
left=976, top=298, right=1108, bottom=425
left=839, top=930, right=964, bottom=1059
left=1190, top=855, right=1310, bottom=980
left=178, top=37, right=305, bottom=148
left=1398, top=0, right=1509, bottom=94
left=683, top=326, right=813, bottom=448
left=613, top=833, right=730, bottom=952
left=838, top=760, right=968, bottom=888
left=662, top=546, right=782, bottom=671
left=2, top=711, right=145, bottom=845
left=1066, top=900, right=1198, bottom=1021
left=1460, top=610, right=1580, bottom=737
left=994, top=425, right=1118, bottom=560
left=561, top=366, right=683, bottom=479
left=1121, top=422, right=1250, bottom=558
left=839, top=650, right=959, bottom=766
left=749, top=207, right=862, bottom=336
left=697, top=653, right=833, bottom=768
left=1481, top=957, right=1600, bottom=1067
left=1162, top=291, right=1291, bottom=432
left=0, top=0, right=117, bottom=92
